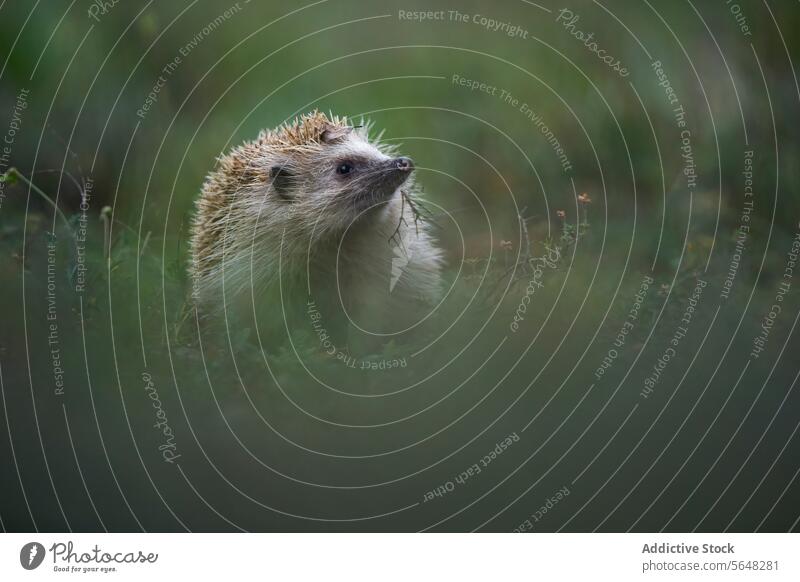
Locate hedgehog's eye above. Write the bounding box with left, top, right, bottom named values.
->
left=336, top=161, right=355, bottom=176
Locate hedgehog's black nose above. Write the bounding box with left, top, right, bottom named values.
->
left=394, top=157, right=414, bottom=171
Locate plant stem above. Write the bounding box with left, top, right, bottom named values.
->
left=5, top=167, right=72, bottom=235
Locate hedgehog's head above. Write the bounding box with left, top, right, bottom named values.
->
left=259, top=111, right=414, bottom=231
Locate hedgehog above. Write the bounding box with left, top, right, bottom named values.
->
left=188, top=111, right=443, bottom=344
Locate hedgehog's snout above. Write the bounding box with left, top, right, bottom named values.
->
left=345, top=156, right=414, bottom=207
left=377, top=156, right=414, bottom=194
left=394, top=157, right=414, bottom=171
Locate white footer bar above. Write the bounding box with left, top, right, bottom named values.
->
left=1, top=533, right=797, bottom=581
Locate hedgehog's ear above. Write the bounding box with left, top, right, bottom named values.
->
left=320, top=124, right=352, bottom=144
left=269, top=164, right=296, bottom=199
